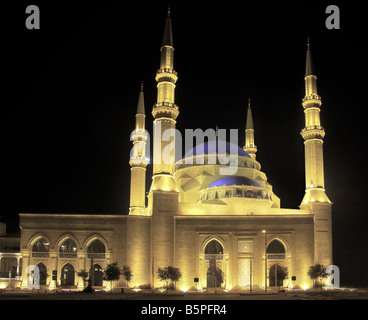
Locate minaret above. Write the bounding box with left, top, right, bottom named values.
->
left=300, top=39, right=331, bottom=205
left=149, top=8, right=180, bottom=289
left=129, top=82, right=149, bottom=215
left=300, top=39, right=332, bottom=266
left=150, top=7, right=179, bottom=192
left=243, top=98, right=257, bottom=160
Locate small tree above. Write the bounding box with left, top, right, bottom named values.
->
left=167, top=266, right=182, bottom=289
left=157, top=266, right=182, bottom=290
left=77, top=269, right=89, bottom=288
left=307, top=264, right=328, bottom=290
left=122, top=265, right=133, bottom=289
left=103, top=262, right=121, bottom=292
left=215, top=268, right=224, bottom=287
left=157, top=267, right=170, bottom=291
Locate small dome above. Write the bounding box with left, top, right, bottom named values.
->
left=207, top=176, right=262, bottom=188
left=184, top=141, right=251, bottom=158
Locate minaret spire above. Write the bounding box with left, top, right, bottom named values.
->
left=129, top=82, right=149, bottom=215
left=300, top=40, right=330, bottom=205
left=136, top=81, right=145, bottom=115
left=150, top=8, right=179, bottom=193
left=305, top=37, right=315, bottom=77
left=162, top=6, right=173, bottom=47
left=243, top=98, right=257, bottom=160
left=300, top=40, right=332, bottom=266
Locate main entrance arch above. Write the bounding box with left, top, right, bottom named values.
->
left=205, top=240, right=224, bottom=288
left=266, top=239, right=287, bottom=288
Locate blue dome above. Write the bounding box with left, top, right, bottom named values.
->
left=185, top=141, right=251, bottom=158
left=207, top=176, right=262, bottom=188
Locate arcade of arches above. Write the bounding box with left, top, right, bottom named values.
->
left=23, top=237, right=109, bottom=289
left=198, top=237, right=289, bottom=290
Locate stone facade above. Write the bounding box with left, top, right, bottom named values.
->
left=18, top=10, right=332, bottom=292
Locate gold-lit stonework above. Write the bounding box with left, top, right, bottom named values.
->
left=18, top=13, right=332, bottom=292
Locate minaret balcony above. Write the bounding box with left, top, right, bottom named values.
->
left=131, top=129, right=148, bottom=141
left=152, top=102, right=179, bottom=119
left=129, top=156, right=149, bottom=167
left=302, top=95, right=322, bottom=108
left=301, top=126, right=325, bottom=140
left=156, top=69, right=178, bottom=83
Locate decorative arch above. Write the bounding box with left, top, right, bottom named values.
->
left=92, top=263, right=104, bottom=286
left=56, top=234, right=80, bottom=252
left=87, top=239, right=106, bottom=253
left=28, top=234, right=51, bottom=251
left=266, top=236, right=290, bottom=254
left=35, top=262, right=47, bottom=285
left=201, top=236, right=228, bottom=254
left=199, top=236, right=228, bottom=290
left=205, top=240, right=224, bottom=255
left=61, top=262, right=75, bottom=286
left=32, top=238, right=50, bottom=253
left=83, top=235, right=108, bottom=253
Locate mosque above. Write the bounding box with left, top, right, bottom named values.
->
left=17, top=9, right=332, bottom=291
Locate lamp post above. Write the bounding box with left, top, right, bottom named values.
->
left=262, top=230, right=267, bottom=292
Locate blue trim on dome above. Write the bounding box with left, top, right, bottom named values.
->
left=185, top=141, right=251, bottom=158
left=207, top=176, right=262, bottom=188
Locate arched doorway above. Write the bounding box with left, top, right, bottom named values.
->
left=269, top=264, right=287, bottom=287
left=266, top=240, right=287, bottom=288
left=207, top=264, right=223, bottom=288
left=61, top=263, right=75, bottom=286
left=36, top=262, right=47, bottom=285
left=92, top=264, right=104, bottom=286
left=205, top=240, right=224, bottom=288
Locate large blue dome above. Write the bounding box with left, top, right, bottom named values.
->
left=207, top=176, right=262, bottom=188
left=184, top=141, right=251, bottom=158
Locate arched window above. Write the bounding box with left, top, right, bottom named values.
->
left=60, top=239, right=77, bottom=253
left=32, top=238, right=49, bottom=252
left=225, top=190, right=232, bottom=198
left=205, top=240, right=223, bottom=255
left=267, top=240, right=285, bottom=254
left=87, top=239, right=105, bottom=253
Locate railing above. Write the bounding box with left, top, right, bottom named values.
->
left=0, top=271, right=17, bottom=278
left=156, top=68, right=177, bottom=76
left=301, top=125, right=324, bottom=132
left=153, top=102, right=178, bottom=109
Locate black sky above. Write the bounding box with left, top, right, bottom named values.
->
left=3, top=1, right=368, bottom=287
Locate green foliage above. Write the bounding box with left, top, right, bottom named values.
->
left=157, top=266, right=182, bottom=289
left=103, top=262, right=121, bottom=292
left=103, top=262, right=121, bottom=282
left=215, top=268, right=224, bottom=285
left=77, top=269, right=89, bottom=285
left=307, top=264, right=328, bottom=288
left=122, top=265, right=133, bottom=287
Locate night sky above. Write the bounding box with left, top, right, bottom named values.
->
left=3, top=1, right=367, bottom=287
